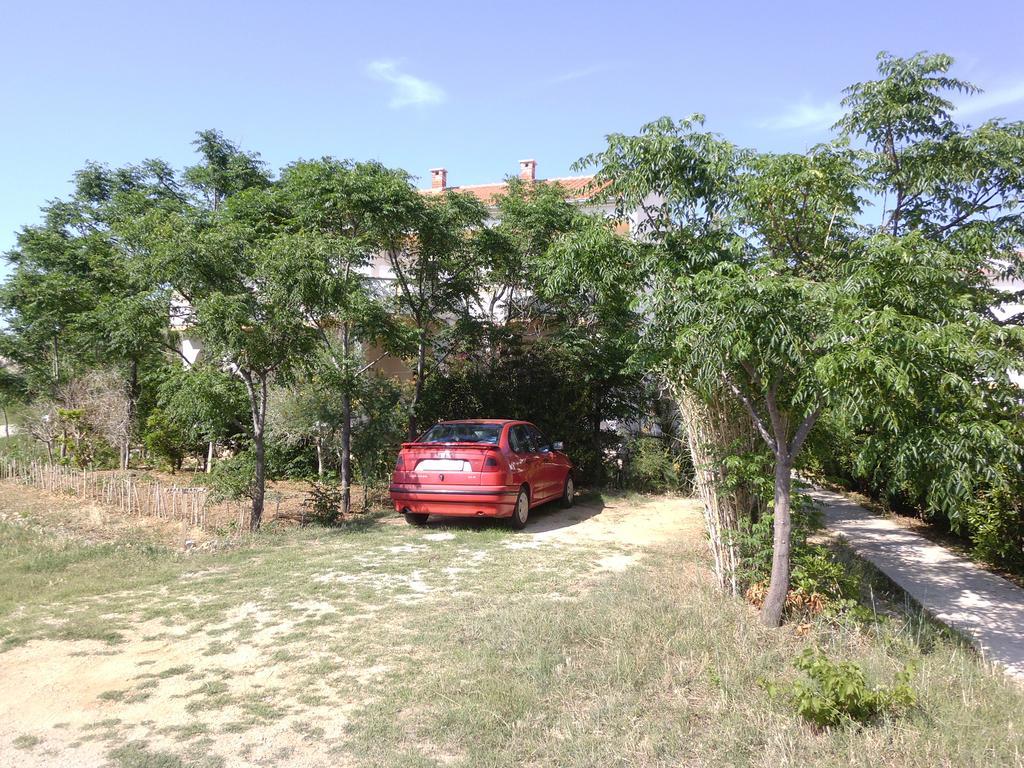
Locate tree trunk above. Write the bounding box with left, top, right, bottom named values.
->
left=206, top=441, right=215, bottom=473
left=251, top=425, right=266, bottom=531
left=244, top=373, right=269, bottom=531
left=315, top=438, right=325, bottom=477
left=590, top=402, right=602, bottom=484
left=760, top=454, right=793, bottom=627
left=340, top=392, right=352, bottom=516
left=339, top=322, right=354, bottom=516
left=407, top=330, right=427, bottom=440
left=124, top=358, right=139, bottom=471
left=52, top=335, right=60, bottom=386
left=2, top=406, right=8, bottom=438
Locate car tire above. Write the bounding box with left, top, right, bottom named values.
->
left=404, top=511, right=429, bottom=526
left=560, top=475, right=575, bottom=508
left=509, top=488, right=530, bottom=530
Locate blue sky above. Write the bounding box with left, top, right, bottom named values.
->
left=2, top=0, right=1023, bottom=278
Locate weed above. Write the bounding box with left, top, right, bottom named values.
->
left=12, top=734, right=41, bottom=749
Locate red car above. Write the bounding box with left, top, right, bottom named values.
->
left=390, top=419, right=575, bottom=529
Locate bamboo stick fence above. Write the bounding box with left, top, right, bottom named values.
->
left=0, top=459, right=215, bottom=529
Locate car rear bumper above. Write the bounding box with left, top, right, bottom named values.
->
left=389, top=484, right=519, bottom=518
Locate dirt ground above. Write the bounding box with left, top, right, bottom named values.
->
left=0, top=490, right=703, bottom=768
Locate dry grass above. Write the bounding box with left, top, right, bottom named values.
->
left=0, top=487, right=1021, bottom=767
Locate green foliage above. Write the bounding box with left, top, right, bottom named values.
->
left=419, top=329, right=645, bottom=484
left=556, top=51, right=1024, bottom=619
left=301, top=480, right=345, bottom=526
left=781, top=649, right=916, bottom=728
left=154, top=365, right=248, bottom=449
left=0, top=433, right=49, bottom=464
left=142, top=409, right=189, bottom=472
left=207, top=453, right=257, bottom=504
left=790, top=548, right=860, bottom=608
left=966, top=484, right=1024, bottom=570
left=623, top=435, right=690, bottom=493
left=350, top=375, right=406, bottom=489
left=56, top=408, right=119, bottom=469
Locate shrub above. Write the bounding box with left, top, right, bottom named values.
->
left=967, top=487, right=1024, bottom=573
left=745, top=544, right=860, bottom=618
left=142, top=409, right=189, bottom=472
left=623, top=435, right=690, bottom=493
left=783, top=649, right=915, bottom=728
left=207, top=452, right=257, bottom=503
left=301, top=480, right=345, bottom=526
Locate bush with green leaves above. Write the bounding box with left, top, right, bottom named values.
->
left=623, top=435, right=690, bottom=493
left=781, top=649, right=916, bottom=728
left=142, top=409, right=189, bottom=472
left=418, top=330, right=646, bottom=484
left=301, top=479, right=345, bottom=526
left=813, top=411, right=1024, bottom=575
left=206, top=452, right=257, bottom=504
left=56, top=408, right=119, bottom=469
left=737, top=492, right=864, bottom=617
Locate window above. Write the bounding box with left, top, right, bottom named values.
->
left=527, top=425, right=549, bottom=452
left=509, top=425, right=535, bottom=453
left=418, top=423, right=501, bottom=444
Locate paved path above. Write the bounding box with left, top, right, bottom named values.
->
left=811, top=487, right=1024, bottom=682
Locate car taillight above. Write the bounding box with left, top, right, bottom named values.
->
left=482, top=454, right=501, bottom=471
left=394, top=454, right=406, bottom=471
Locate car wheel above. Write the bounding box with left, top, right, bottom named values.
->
left=560, top=475, right=575, bottom=508
left=404, top=511, right=429, bottom=526
left=509, top=488, right=530, bottom=530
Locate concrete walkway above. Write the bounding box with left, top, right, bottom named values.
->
left=811, top=487, right=1024, bottom=682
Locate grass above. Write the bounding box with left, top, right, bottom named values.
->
left=13, top=733, right=42, bottom=749
left=0, top=487, right=1022, bottom=767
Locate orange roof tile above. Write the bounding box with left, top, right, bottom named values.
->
left=419, top=176, right=599, bottom=205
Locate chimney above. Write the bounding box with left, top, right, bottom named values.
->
left=430, top=167, right=447, bottom=190
left=519, top=159, right=537, bottom=182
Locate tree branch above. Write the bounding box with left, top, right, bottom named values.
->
left=788, top=406, right=822, bottom=458
left=722, top=371, right=777, bottom=453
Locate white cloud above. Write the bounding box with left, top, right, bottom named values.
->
left=367, top=60, right=445, bottom=109
left=546, top=65, right=609, bottom=85
left=955, top=80, right=1024, bottom=117
left=760, top=100, right=842, bottom=131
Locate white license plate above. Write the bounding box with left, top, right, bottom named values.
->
left=415, top=459, right=469, bottom=472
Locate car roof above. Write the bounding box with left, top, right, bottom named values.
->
left=436, top=419, right=525, bottom=426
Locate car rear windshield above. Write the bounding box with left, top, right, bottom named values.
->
left=418, top=423, right=502, bottom=444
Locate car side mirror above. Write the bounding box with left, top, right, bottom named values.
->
left=552, top=441, right=564, bottom=451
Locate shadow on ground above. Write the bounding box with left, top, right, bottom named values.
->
left=411, top=497, right=607, bottom=535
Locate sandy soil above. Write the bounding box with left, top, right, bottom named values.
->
left=0, top=492, right=702, bottom=767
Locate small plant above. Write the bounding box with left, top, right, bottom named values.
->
left=780, top=649, right=915, bottom=728
left=12, top=734, right=42, bottom=750
left=207, top=453, right=257, bottom=504
left=788, top=547, right=861, bottom=614
left=624, top=435, right=689, bottom=493
left=302, top=479, right=345, bottom=526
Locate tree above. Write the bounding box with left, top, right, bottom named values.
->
left=555, top=115, right=767, bottom=594
left=559, top=53, right=1024, bottom=626
left=0, top=160, right=184, bottom=467
left=166, top=187, right=314, bottom=528
left=820, top=51, right=1024, bottom=567
left=273, top=159, right=409, bottom=513
left=475, top=177, right=579, bottom=325
left=378, top=188, right=488, bottom=438
left=142, top=133, right=314, bottom=529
